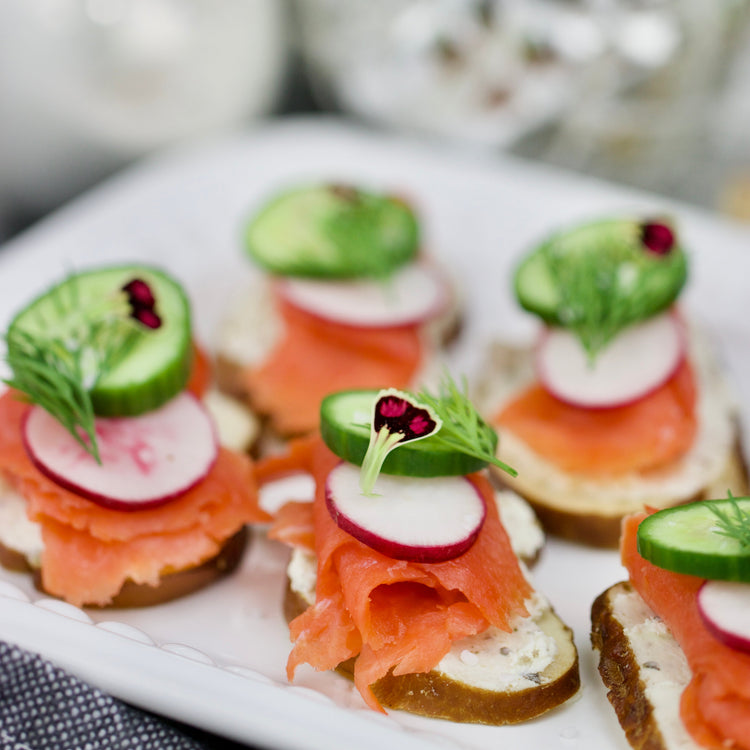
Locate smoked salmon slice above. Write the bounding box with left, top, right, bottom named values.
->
left=242, top=295, right=424, bottom=436
left=0, top=389, right=269, bottom=606
left=262, top=436, right=532, bottom=711
left=187, top=342, right=211, bottom=398
left=622, top=513, right=750, bottom=750
left=269, top=501, right=314, bottom=551
left=495, top=360, right=697, bottom=475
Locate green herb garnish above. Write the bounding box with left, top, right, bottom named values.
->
left=416, top=374, right=517, bottom=478
left=707, top=491, right=750, bottom=550
left=321, top=186, right=419, bottom=280
left=357, top=374, right=516, bottom=495
left=517, top=218, right=688, bottom=359
left=5, top=328, right=102, bottom=461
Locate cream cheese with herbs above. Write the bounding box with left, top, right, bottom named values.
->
left=0, top=477, right=43, bottom=566
left=609, top=586, right=700, bottom=750
left=436, top=591, right=558, bottom=691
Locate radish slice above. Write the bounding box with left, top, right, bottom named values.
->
left=697, top=580, right=750, bottom=653
left=325, top=463, right=486, bottom=562
left=276, top=262, right=449, bottom=328
left=536, top=310, right=685, bottom=409
left=23, top=392, right=218, bottom=511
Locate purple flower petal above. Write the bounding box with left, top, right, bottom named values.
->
left=122, top=278, right=156, bottom=309
left=379, top=397, right=408, bottom=418
left=373, top=391, right=438, bottom=442
left=133, top=308, right=162, bottom=329
left=641, top=222, right=675, bottom=255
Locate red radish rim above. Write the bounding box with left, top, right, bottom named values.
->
left=22, top=392, right=219, bottom=512
left=324, top=464, right=486, bottom=563
left=534, top=308, right=687, bottom=410
left=275, top=262, right=452, bottom=330
left=697, top=580, right=750, bottom=654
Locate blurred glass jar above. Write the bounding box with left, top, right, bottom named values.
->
left=294, top=0, right=747, bottom=198
left=293, top=0, right=611, bottom=147
left=529, top=0, right=750, bottom=200
left=0, top=0, right=289, bottom=220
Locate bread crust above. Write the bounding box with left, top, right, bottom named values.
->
left=90, top=526, right=249, bottom=608
left=591, top=582, right=669, bottom=750
left=591, top=581, right=702, bottom=750
left=214, top=353, right=253, bottom=412
left=284, top=555, right=580, bottom=725
left=504, top=439, right=749, bottom=548
left=0, top=541, right=33, bottom=573
left=1, top=527, right=249, bottom=608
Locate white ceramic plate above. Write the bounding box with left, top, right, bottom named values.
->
left=0, top=117, right=748, bottom=750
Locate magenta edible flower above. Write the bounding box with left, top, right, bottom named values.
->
left=409, top=414, right=430, bottom=435
left=122, top=278, right=162, bottom=329
left=641, top=222, right=675, bottom=255
left=122, top=278, right=156, bottom=308
left=373, top=391, right=438, bottom=442
left=379, top=397, right=408, bottom=418
left=361, top=389, right=442, bottom=495
left=133, top=307, right=162, bottom=329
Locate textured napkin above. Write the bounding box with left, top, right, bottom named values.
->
left=0, top=640, right=247, bottom=750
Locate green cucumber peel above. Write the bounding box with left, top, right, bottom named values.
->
left=637, top=494, right=750, bottom=582
left=243, top=184, right=419, bottom=279
left=514, top=218, right=688, bottom=359
left=4, top=265, right=192, bottom=461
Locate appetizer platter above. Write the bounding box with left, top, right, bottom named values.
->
left=1, top=118, right=749, bottom=750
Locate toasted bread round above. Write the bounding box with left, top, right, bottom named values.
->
left=591, top=581, right=701, bottom=750
left=475, top=328, right=749, bottom=547
left=57, top=527, right=248, bottom=609
left=284, top=547, right=579, bottom=724
left=0, top=540, right=32, bottom=573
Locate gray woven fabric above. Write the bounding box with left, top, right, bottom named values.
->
left=0, top=641, right=209, bottom=750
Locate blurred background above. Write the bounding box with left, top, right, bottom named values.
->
left=1, top=0, right=750, bottom=243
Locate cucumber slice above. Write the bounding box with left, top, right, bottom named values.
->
left=513, top=218, right=688, bottom=339
left=637, top=499, right=750, bottom=582
left=7, top=265, right=192, bottom=417
left=243, top=185, right=419, bottom=279
left=320, top=390, right=496, bottom=477
left=513, top=251, right=560, bottom=323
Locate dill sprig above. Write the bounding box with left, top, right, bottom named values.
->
left=707, top=492, right=750, bottom=550
left=3, top=274, right=144, bottom=463
left=542, top=225, right=643, bottom=358
left=539, top=219, right=686, bottom=360
left=5, top=328, right=101, bottom=462
left=417, top=374, right=517, bottom=478
left=324, top=188, right=418, bottom=279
